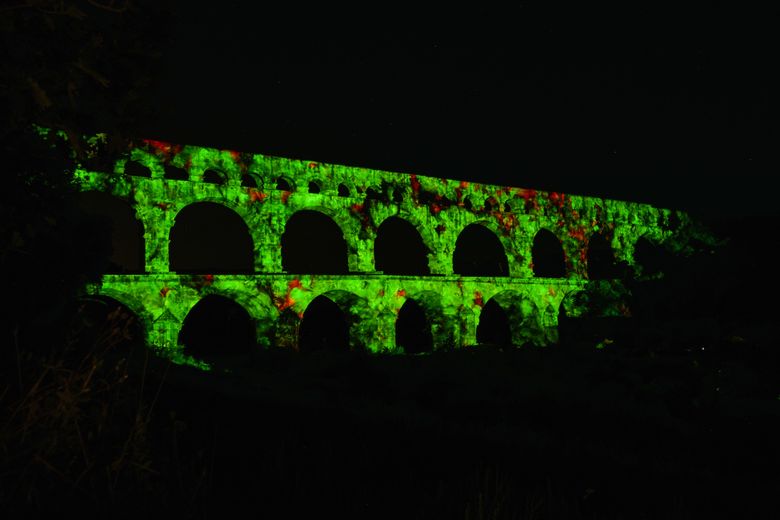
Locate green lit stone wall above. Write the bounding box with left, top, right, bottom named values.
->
left=94, top=273, right=583, bottom=358
left=62, top=131, right=703, bottom=364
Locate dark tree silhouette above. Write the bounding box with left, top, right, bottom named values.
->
left=1, top=1, right=171, bottom=153
left=0, top=0, right=172, bottom=354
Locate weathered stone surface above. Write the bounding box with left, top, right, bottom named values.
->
left=66, top=133, right=703, bottom=365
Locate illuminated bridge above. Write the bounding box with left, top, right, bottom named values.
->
left=63, top=130, right=698, bottom=367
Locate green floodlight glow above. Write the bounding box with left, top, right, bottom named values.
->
left=43, top=127, right=713, bottom=369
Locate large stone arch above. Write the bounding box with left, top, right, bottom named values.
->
left=476, top=297, right=512, bottom=346
left=297, top=290, right=371, bottom=352
left=472, top=218, right=519, bottom=259
left=419, top=290, right=456, bottom=351
left=477, top=290, right=543, bottom=346
left=396, top=290, right=455, bottom=352
left=182, top=285, right=276, bottom=348
left=375, top=212, right=437, bottom=257
left=453, top=222, right=510, bottom=276
left=531, top=227, right=567, bottom=278
left=178, top=294, right=256, bottom=359
left=378, top=209, right=444, bottom=273
left=633, top=234, right=666, bottom=277
left=374, top=215, right=431, bottom=275
left=179, top=195, right=251, bottom=223
left=281, top=209, right=350, bottom=274
left=395, top=298, right=432, bottom=353
left=213, top=286, right=273, bottom=323
left=295, top=203, right=363, bottom=263
left=169, top=201, right=254, bottom=273
left=288, top=203, right=346, bottom=226
left=324, top=290, right=371, bottom=352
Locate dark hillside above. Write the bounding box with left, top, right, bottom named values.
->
left=2, top=216, right=778, bottom=518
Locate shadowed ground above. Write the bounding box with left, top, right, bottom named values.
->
left=2, top=215, right=779, bottom=519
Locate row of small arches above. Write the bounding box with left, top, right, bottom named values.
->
left=78, top=193, right=623, bottom=279
left=125, top=160, right=357, bottom=198
left=124, top=160, right=517, bottom=211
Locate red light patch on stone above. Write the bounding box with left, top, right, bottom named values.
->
left=410, top=174, right=421, bottom=194
left=249, top=189, right=267, bottom=203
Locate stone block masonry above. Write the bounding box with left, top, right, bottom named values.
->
left=51, top=128, right=704, bottom=368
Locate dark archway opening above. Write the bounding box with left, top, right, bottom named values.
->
left=241, top=174, right=257, bottom=188
left=282, top=211, right=348, bottom=274
left=179, top=295, right=255, bottom=360
left=396, top=299, right=433, bottom=353
left=169, top=202, right=254, bottom=273
left=375, top=217, right=430, bottom=275
left=634, top=237, right=666, bottom=276
left=202, top=169, right=224, bottom=185
left=299, top=296, right=349, bottom=352
left=557, top=296, right=591, bottom=346
left=453, top=224, right=508, bottom=276
left=587, top=233, right=617, bottom=279
left=164, top=164, right=188, bottom=181
left=72, top=191, right=145, bottom=274
left=276, top=177, right=292, bottom=191
left=338, top=183, right=350, bottom=197
left=476, top=299, right=512, bottom=346
left=532, top=229, right=566, bottom=278
left=308, top=181, right=321, bottom=193
left=124, top=160, right=151, bottom=177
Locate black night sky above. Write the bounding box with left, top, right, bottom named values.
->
left=133, top=3, right=780, bottom=220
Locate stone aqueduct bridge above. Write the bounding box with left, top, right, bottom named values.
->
left=73, top=135, right=692, bottom=363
